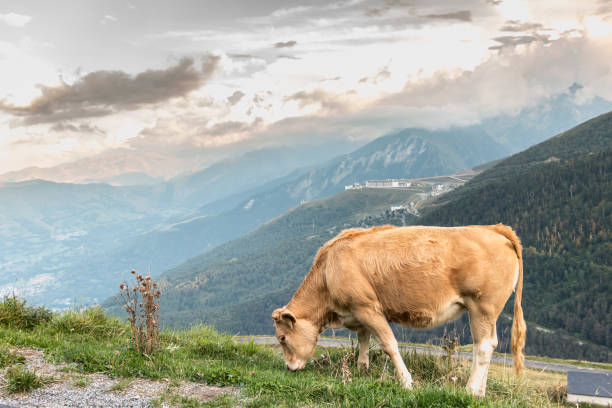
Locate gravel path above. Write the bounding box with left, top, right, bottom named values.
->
left=0, top=347, right=233, bottom=408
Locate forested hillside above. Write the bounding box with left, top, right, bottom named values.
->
left=418, top=149, right=611, bottom=357
left=106, top=112, right=612, bottom=363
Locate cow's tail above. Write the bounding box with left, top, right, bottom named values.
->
left=487, top=224, right=526, bottom=376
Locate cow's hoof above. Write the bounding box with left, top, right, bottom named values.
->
left=467, top=385, right=485, bottom=397
left=357, top=361, right=369, bottom=372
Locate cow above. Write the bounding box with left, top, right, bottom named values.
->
left=272, top=224, right=526, bottom=397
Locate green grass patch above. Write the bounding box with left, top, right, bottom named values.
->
left=72, top=374, right=92, bottom=388
left=4, top=364, right=51, bottom=394
left=0, top=305, right=564, bottom=407
left=49, top=306, right=128, bottom=339
left=0, top=295, right=52, bottom=329
left=0, top=347, right=26, bottom=368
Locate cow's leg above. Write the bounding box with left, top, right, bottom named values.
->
left=357, top=327, right=371, bottom=371
left=353, top=307, right=412, bottom=388
left=466, top=307, right=498, bottom=397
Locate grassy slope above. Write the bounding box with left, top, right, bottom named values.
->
left=146, top=188, right=424, bottom=330
left=0, top=301, right=567, bottom=407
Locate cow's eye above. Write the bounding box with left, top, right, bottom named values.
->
left=279, top=335, right=286, bottom=342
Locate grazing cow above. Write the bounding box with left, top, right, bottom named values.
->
left=272, top=224, right=526, bottom=396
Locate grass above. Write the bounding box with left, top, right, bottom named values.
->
left=4, top=364, right=51, bottom=394
left=106, top=377, right=133, bottom=392
left=0, top=295, right=52, bottom=329
left=0, top=347, right=26, bottom=368
left=72, top=374, right=92, bottom=388
left=0, top=297, right=581, bottom=406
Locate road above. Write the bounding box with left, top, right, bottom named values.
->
left=235, top=336, right=611, bottom=375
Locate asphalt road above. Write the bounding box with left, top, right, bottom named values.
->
left=235, top=336, right=612, bottom=375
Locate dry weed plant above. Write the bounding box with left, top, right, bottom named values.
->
left=117, top=270, right=161, bottom=355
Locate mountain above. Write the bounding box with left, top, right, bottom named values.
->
left=0, top=148, right=208, bottom=185
left=146, top=112, right=612, bottom=362
left=140, top=188, right=423, bottom=326
left=482, top=83, right=612, bottom=153
left=164, top=143, right=358, bottom=209
left=0, top=179, right=170, bottom=304
left=17, top=126, right=502, bottom=308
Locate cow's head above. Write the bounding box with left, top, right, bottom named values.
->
left=272, top=307, right=319, bottom=371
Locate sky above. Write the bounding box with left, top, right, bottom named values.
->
left=1, top=0, right=612, bottom=176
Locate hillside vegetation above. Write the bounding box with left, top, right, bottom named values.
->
left=146, top=112, right=612, bottom=363
left=149, top=188, right=423, bottom=331
left=419, top=150, right=611, bottom=360
left=0, top=297, right=569, bottom=407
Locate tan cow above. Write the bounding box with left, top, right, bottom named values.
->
left=272, top=224, right=526, bottom=396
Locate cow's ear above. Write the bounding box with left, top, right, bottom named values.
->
left=281, top=310, right=296, bottom=329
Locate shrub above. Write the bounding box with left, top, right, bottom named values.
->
left=117, top=270, right=162, bottom=354
left=0, top=295, right=52, bottom=329
left=50, top=307, right=128, bottom=338
left=4, top=364, right=50, bottom=394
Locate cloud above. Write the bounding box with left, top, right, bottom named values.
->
left=285, top=89, right=352, bottom=113
left=0, top=12, right=32, bottom=27
left=101, top=15, right=118, bottom=25
left=425, top=10, right=472, bottom=22
left=366, top=36, right=612, bottom=126
left=359, top=63, right=391, bottom=84
left=597, top=0, right=612, bottom=16
left=227, top=90, right=245, bottom=105
left=486, top=0, right=503, bottom=5
left=274, top=40, right=297, bottom=48
left=364, top=0, right=412, bottom=17
left=0, top=56, right=219, bottom=125
left=277, top=55, right=301, bottom=60
left=50, top=122, right=105, bottom=134
left=489, top=34, right=550, bottom=50
left=499, top=20, right=546, bottom=32
left=229, top=54, right=257, bottom=59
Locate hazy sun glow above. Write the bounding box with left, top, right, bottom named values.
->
left=583, top=15, right=612, bottom=38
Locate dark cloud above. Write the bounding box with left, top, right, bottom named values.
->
left=206, top=118, right=262, bottom=136
left=227, top=90, right=245, bottom=105
left=229, top=53, right=257, bottom=59
left=425, top=10, right=472, bottom=22
left=285, top=89, right=349, bottom=113
left=365, top=0, right=411, bottom=17
left=597, top=0, right=612, bottom=16
left=359, top=64, right=391, bottom=84
left=500, top=20, right=546, bottom=32
left=0, top=56, right=219, bottom=125
left=50, top=122, right=105, bottom=134
left=489, top=34, right=550, bottom=50
left=274, top=40, right=297, bottom=48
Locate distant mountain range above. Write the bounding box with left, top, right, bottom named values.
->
left=145, top=111, right=612, bottom=362
left=2, top=90, right=611, bottom=314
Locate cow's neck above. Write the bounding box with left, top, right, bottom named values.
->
left=287, top=267, right=332, bottom=331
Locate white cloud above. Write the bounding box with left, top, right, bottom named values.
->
left=0, top=12, right=32, bottom=27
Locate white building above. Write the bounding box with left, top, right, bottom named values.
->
left=345, top=179, right=412, bottom=190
